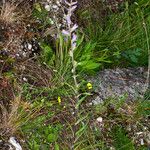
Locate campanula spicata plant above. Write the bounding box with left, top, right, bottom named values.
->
left=62, top=0, right=78, bottom=92
left=61, top=1, right=87, bottom=149
left=60, top=1, right=95, bottom=149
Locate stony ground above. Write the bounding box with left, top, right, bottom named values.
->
left=89, top=67, right=148, bottom=104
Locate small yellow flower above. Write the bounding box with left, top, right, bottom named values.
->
left=87, top=82, right=92, bottom=90
left=57, top=96, right=61, bottom=104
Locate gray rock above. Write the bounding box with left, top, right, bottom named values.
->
left=89, top=67, right=148, bottom=103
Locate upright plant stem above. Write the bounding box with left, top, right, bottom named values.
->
left=62, top=0, right=79, bottom=148
left=70, top=25, right=79, bottom=150
left=143, top=20, right=150, bottom=89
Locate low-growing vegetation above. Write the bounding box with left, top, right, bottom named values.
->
left=0, top=0, right=150, bottom=150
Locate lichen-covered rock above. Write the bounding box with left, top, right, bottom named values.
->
left=89, top=67, right=147, bottom=104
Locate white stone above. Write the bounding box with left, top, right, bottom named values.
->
left=140, top=139, right=144, bottom=145
left=56, top=1, right=61, bottom=6
left=45, top=5, right=51, bottom=11
left=23, top=77, right=28, bottom=82
left=22, top=52, right=27, bottom=57
left=136, top=132, right=143, bottom=135
left=27, top=43, right=32, bottom=50
left=96, top=117, right=103, bottom=123
left=8, top=137, right=22, bottom=150
left=52, top=5, right=59, bottom=10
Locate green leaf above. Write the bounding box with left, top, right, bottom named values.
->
left=78, top=60, right=100, bottom=70
left=75, top=93, right=91, bottom=109
left=75, top=124, right=87, bottom=140
left=112, top=126, right=135, bottom=150
left=40, top=43, right=54, bottom=64
left=75, top=114, right=88, bottom=125
left=55, top=142, right=60, bottom=150
left=129, top=55, right=138, bottom=63
left=76, top=35, right=84, bottom=49
left=47, top=133, right=58, bottom=143
left=96, top=50, right=111, bottom=63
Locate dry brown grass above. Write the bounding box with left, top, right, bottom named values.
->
left=0, top=95, right=32, bottom=138
left=0, top=2, right=26, bottom=55
left=16, top=60, right=53, bottom=88
left=0, top=2, right=24, bottom=25
left=0, top=1, right=33, bottom=55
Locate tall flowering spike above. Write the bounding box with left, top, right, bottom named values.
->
left=62, top=0, right=78, bottom=89
left=62, top=0, right=78, bottom=51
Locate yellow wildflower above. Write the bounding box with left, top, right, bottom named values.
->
left=87, top=82, right=92, bottom=90
left=57, top=96, right=61, bottom=104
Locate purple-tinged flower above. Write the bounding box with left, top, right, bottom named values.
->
left=66, top=15, right=71, bottom=25
left=62, top=30, right=70, bottom=36
left=72, top=33, right=77, bottom=43
left=62, top=0, right=78, bottom=51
